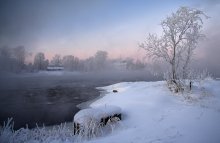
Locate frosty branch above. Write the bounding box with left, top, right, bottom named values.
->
left=140, top=7, right=208, bottom=92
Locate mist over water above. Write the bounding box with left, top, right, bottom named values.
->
left=0, top=70, right=160, bottom=129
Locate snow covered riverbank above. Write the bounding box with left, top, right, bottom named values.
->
left=1, top=80, right=220, bottom=143
left=89, top=80, right=220, bottom=143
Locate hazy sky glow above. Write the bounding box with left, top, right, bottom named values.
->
left=0, top=0, right=220, bottom=62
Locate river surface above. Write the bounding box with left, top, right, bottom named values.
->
left=0, top=71, right=161, bottom=129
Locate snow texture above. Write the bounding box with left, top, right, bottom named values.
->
left=88, top=80, right=220, bottom=143
left=74, top=105, right=121, bottom=124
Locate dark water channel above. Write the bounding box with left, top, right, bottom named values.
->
left=0, top=71, right=161, bottom=129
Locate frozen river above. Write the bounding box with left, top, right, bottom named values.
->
left=0, top=71, right=160, bottom=129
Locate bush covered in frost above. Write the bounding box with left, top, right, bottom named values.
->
left=0, top=118, right=75, bottom=143
left=0, top=118, right=122, bottom=143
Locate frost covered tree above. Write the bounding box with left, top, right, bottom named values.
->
left=62, top=55, right=80, bottom=71
left=140, top=7, right=208, bottom=92
left=0, top=46, right=27, bottom=72
left=34, top=52, right=48, bottom=70
left=51, top=54, right=62, bottom=66
left=125, top=58, right=134, bottom=70
left=13, top=46, right=26, bottom=71
left=0, top=46, right=12, bottom=71
left=94, top=50, right=108, bottom=70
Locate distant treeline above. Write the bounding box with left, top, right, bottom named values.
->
left=0, top=46, right=156, bottom=73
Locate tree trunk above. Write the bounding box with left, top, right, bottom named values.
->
left=172, top=43, right=176, bottom=81
left=172, top=63, right=175, bottom=80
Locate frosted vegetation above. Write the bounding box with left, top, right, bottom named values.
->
left=0, top=114, right=122, bottom=143
left=0, top=118, right=75, bottom=143
left=140, top=7, right=209, bottom=92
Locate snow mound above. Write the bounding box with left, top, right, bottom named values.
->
left=74, top=105, right=122, bottom=124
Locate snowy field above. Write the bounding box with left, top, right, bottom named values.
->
left=1, top=79, right=220, bottom=143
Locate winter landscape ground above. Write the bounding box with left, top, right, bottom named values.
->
left=1, top=78, right=220, bottom=143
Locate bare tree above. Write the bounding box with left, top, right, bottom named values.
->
left=0, top=46, right=27, bottom=72
left=140, top=7, right=208, bottom=92
left=51, top=54, right=62, bottom=66
left=13, top=46, right=26, bottom=71
left=0, top=46, right=12, bottom=71
left=34, top=52, right=48, bottom=70
left=94, top=50, right=108, bottom=71
left=62, top=55, right=80, bottom=71
left=84, top=57, right=95, bottom=72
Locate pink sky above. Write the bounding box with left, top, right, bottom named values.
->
left=2, top=0, right=219, bottom=64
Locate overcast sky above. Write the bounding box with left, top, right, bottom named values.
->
left=0, top=0, right=220, bottom=65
